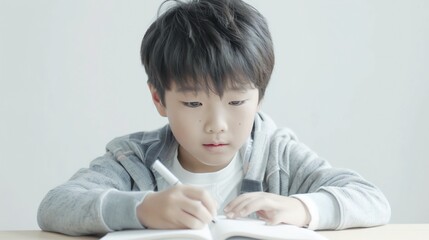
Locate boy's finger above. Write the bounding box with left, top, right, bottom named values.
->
left=225, top=196, right=255, bottom=217
left=175, top=209, right=207, bottom=229
left=224, top=192, right=271, bottom=213
left=180, top=199, right=213, bottom=225
left=224, top=192, right=254, bottom=212
left=227, top=195, right=278, bottom=218
left=237, top=198, right=269, bottom=217
left=182, top=186, right=218, bottom=217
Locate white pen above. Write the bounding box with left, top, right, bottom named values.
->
left=151, top=159, right=217, bottom=223
left=152, top=159, right=181, bottom=186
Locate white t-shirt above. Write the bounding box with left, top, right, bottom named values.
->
left=157, top=149, right=243, bottom=214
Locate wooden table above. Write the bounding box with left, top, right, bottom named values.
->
left=1, top=224, right=428, bottom=240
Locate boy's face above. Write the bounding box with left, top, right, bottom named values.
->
left=150, top=82, right=260, bottom=173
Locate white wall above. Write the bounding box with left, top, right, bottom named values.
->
left=0, top=0, right=428, bottom=230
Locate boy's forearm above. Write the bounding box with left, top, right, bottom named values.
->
left=37, top=186, right=149, bottom=235
left=37, top=154, right=148, bottom=235
left=286, top=139, right=391, bottom=229
left=37, top=186, right=112, bottom=236
left=291, top=178, right=390, bottom=230
left=320, top=183, right=391, bottom=230
left=101, top=189, right=147, bottom=231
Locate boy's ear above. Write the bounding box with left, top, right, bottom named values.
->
left=148, top=84, right=167, bottom=117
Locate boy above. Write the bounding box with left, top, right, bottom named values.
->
left=37, top=0, right=391, bottom=236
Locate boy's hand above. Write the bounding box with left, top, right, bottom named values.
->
left=137, top=185, right=217, bottom=229
left=223, top=192, right=310, bottom=227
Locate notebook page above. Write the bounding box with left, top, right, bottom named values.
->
left=210, top=217, right=327, bottom=240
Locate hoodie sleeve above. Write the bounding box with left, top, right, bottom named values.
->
left=37, top=152, right=149, bottom=236
left=274, top=129, right=391, bottom=230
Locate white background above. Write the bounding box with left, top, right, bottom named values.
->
left=0, top=0, right=428, bottom=230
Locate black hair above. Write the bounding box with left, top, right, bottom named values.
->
left=141, top=0, right=274, bottom=104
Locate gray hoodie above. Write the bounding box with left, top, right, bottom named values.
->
left=37, top=112, right=391, bottom=236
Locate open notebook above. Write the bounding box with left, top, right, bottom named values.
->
left=101, top=216, right=327, bottom=240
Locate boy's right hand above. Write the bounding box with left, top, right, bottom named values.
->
left=136, top=185, right=217, bottom=229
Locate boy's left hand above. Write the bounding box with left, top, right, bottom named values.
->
left=224, top=192, right=310, bottom=227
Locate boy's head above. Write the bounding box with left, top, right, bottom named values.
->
left=141, top=0, right=274, bottom=105
left=141, top=0, right=275, bottom=172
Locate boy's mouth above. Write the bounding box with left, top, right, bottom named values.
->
left=203, top=143, right=228, bottom=147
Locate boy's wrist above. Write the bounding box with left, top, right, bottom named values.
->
left=291, top=194, right=319, bottom=230
left=293, top=197, right=312, bottom=227
left=291, top=191, right=342, bottom=230
left=136, top=192, right=156, bottom=228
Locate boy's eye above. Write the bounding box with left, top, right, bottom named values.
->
left=182, top=102, right=202, bottom=108
left=229, top=100, right=246, bottom=106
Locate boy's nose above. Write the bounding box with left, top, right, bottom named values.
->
left=204, top=114, right=227, bottom=134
